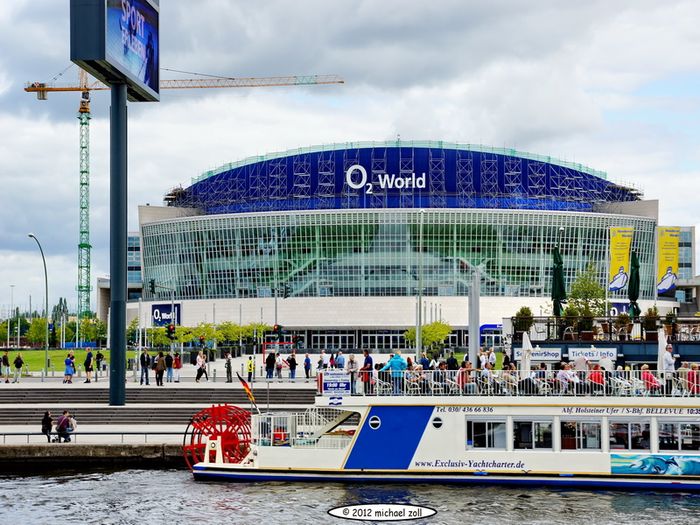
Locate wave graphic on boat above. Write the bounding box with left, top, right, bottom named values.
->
left=611, top=454, right=700, bottom=476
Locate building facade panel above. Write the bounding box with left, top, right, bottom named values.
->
left=141, top=209, right=657, bottom=304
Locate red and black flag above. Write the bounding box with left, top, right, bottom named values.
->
left=236, top=372, right=259, bottom=412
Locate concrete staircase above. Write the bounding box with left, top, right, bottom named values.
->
left=0, top=387, right=317, bottom=426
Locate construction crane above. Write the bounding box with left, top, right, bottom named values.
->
left=25, top=70, right=344, bottom=334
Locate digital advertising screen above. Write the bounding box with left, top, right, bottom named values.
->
left=105, top=0, right=159, bottom=99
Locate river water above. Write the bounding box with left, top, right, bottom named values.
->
left=2, top=469, right=698, bottom=525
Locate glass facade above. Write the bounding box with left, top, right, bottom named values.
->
left=140, top=209, right=656, bottom=302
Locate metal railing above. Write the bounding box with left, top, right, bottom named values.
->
left=0, top=431, right=183, bottom=445
left=320, top=369, right=700, bottom=398
left=512, top=316, right=700, bottom=343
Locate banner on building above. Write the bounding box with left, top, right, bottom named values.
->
left=608, top=227, right=634, bottom=291
left=657, top=226, right=680, bottom=296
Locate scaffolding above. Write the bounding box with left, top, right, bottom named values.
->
left=168, top=142, right=640, bottom=215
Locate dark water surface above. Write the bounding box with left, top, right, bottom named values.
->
left=1, top=469, right=699, bottom=525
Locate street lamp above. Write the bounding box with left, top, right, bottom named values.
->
left=28, top=234, right=49, bottom=377
left=7, top=285, right=13, bottom=349
left=416, top=209, right=425, bottom=360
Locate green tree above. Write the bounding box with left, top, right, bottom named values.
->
left=127, top=318, right=139, bottom=345
left=150, top=327, right=170, bottom=347
left=217, top=321, right=243, bottom=344
left=26, top=318, right=48, bottom=345
left=568, top=263, right=607, bottom=316
left=192, top=323, right=217, bottom=344
left=174, top=325, right=193, bottom=344
left=404, top=321, right=453, bottom=353
left=0, top=321, right=7, bottom=344
left=243, top=322, right=272, bottom=342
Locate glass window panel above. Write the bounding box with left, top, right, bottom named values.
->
left=680, top=423, right=700, bottom=451
left=659, top=423, right=679, bottom=451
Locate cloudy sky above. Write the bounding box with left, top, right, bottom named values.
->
left=0, top=0, right=699, bottom=315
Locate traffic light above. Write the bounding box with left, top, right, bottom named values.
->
left=149, top=279, right=156, bottom=294
left=199, top=335, right=206, bottom=347
left=282, top=284, right=291, bottom=299
left=167, top=323, right=176, bottom=339
left=272, top=324, right=283, bottom=340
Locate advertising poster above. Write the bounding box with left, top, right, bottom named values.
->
left=656, top=226, right=680, bottom=296
left=105, top=0, right=159, bottom=94
left=608, top=227, right=634, bottom=291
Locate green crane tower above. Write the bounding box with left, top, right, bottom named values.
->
left=77, top=76, right=92, bottom=323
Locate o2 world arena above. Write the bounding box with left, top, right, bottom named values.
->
left=133, top=141, right=664, bottom=351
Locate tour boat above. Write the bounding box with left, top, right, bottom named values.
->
left=186, top=368, right=700, bottom=491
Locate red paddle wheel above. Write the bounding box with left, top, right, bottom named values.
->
left=182, top=404, right=252, bottom=470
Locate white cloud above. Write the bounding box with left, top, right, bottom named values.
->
left=0, top=0, right=699, bottom=312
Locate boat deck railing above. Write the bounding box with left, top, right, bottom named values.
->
left=252, top=407, right=356, bottom=448
left=319, top=369, right=700, bottom=398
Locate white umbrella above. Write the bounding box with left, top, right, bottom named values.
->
left=657, top=328, right=667, bottom=373
left=599, top=357, right=614, bottom=372
left=520, top=332, right=533, bottom=380
left=574, top=356, right=588, bottom=371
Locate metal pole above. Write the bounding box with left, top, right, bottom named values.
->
left=416, top=209, right=424, bottom=359
left=8, top=285, right=13, bottom=348
left=28, top=235, right=49, bottom=376
left=15, top=293, right=20, bottom=349
left=109, top=83, right=127, bottom=406
left=468, top=269, right=480, bottom=365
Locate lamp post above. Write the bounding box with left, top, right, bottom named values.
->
left=8, top=285, right=13, bottom=349
left=416, top=209, right=425, bottom=360
left=28, top=234, right=49, bottom=376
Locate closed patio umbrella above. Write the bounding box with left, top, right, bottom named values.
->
left=552, top=245, right=566, bottom=317
left=628, top=250, right=641, bottom=319
left=657, top=328, right=667, bottom=373
left=520, top=332, right=533, bottom=381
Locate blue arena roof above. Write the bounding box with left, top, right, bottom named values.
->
left=168, top=141, right=640, bottom=214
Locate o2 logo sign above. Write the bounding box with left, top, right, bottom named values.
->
left=345, top=164, right=426, bottom=194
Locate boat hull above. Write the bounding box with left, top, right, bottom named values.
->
left=192, top=465, right=700, bottom=492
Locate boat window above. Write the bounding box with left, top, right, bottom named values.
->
left=609, top=421, right=650, bottom=451
left=513, top=421, right=552, bottom=450
left=465, top=419, right=506, bottom=449
left=659, top=422, right=700, bottom=452
left=561, top=421, right=601, bottom=450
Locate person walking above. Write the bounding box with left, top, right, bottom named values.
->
left=246, top=356, right=255, bottom=383
left=195, top=350, right=207, bottom=383
left=379, top=351, right=408, bottom=395
left=155, top=351, right=166, bottom=386
left=173, top=352, right=182, bottom=383
left=63, top=352, right=74, bottom=384
left=139, top=349, right=151, bottom=385
left=265, top=352, right=275, bottom=379
left=12, top=353, right=24, bottom=383
left=303, top=353, right=311, bottom=382
left=165, top=352, right=174, bottom=383
left=83, top=349, right=94, bottom=383
left=663, top=343, right=677, bottom=395
left=360, top=349, right=374, bottom=395
left=225, top=351, right=233, bottom=383
left=287, top=353, right=297, bottom=381
left=275, top=353, right=284, bottom=380
left=335, top=351, right=345, bottom=370
left=2, top=350, right=10, bottom=383
left=95, top=350, right=104, bottom=380
left=347, top=353, right=358, bottom=394
left=41, top=411, right=53, bottom=443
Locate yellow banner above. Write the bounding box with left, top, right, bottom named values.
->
left=608, top=227, right=634, bottom=291
left=657, top=226, right=680, bottom=294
